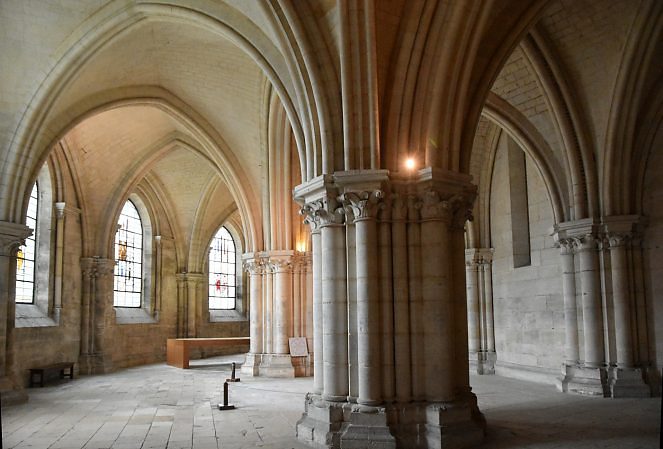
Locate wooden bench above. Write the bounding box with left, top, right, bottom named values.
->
left=29, top=362, right=74, bottom=387
left=166, top=337, right=250, bottom=369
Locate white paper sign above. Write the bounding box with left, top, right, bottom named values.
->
left=289, top=337, right=308, bottom=357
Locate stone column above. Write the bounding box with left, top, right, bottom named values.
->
left=341, top=190, right=383, bottom=406
left=606, top=231, right=650, bottom=397
left=153, top=235, right=162, bottom=320
left=559, top=239, right=579, bottom=365
left=79, top=257, right=95, bottom=372
left=176, top=273, right=188, bottom=337
left=259, top=253, right=296, bottom=378
left=293, top=256, right=302, bottom=337
left=241, top=256, right=263, bottom=376
left=185, top=273, right=204, bottom=338
left=93, top=258, right=115, bottom=373
left=264, top=266, right=273, bottom=354
left=391, top=194, right=411, bottom=403
left=407, top=194, right=424, bottom=401
left=272, top=256, right=293, bottom=354
left=319, top=200, right=348, bottom=401
left=0, top=222, right=31, bottom=403
left=576, top=234, right=605, bottom=369
left=79, top=257, right=114, bottom=374
left=608, top=234, right=633, bottom=367
left=378, top=197, right=395, bottom=402
left=420, top=190, right=454, bottom=402
left=465, top=251, right=481, bottom=356
left=482, top=255, right=495, bottom=354
left=302, top=209, right=324, bottom=393
left=554, top=222, right=607, bottom=396
left=304, top=253, right=314, bottom=365
left=53, top=203, right=66, bottom=322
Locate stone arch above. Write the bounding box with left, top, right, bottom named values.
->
left=1, top=0, right=340, bottom=224
left=604, top=0, right=663, bottom=216
left=18, top=92, right=262, bottom=256
left=482, top=92, right=568, bottom=224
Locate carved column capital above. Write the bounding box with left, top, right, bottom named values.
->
left=557, top=238, right=576, bottom=255
left=268, top=257, right=293, bottom=273
left=80, top=257, right=97, bottom=279
left=606, top=233, right=630, bottom=249
left=55, top=202, right=66, bottom=220
left=300, top=201, right=323, bottom=233
left=300, top=196, right=345, bottom=229
left=95, top=258, right=115, bottom=278
left=339, top=190, right=384, bottom=223
left=243, top=259, right=265, bottom=275
left=573, top=234, right=599, bottom=252
left=419, top=190, right=453, bottom=222
left=0, top=222, right=32, bottom=257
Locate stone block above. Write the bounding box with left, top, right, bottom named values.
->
left=608, top=367, right=651, bottom=398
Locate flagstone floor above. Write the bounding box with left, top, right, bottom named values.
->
left=2, top=354, right=658, bottom=448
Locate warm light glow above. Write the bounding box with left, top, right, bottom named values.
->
left=296, top=241, right=306, bottom=252
left=405, top=157, right=416, bottom=171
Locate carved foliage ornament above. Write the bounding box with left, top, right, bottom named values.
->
left=300, top=196, right=345, bottom=229
left=339, top=190, right=384, bottom=222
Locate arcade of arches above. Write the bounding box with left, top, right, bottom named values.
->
left=0, top=0, right=661, bottom=447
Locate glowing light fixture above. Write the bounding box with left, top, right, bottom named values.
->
left=405, top=157, right=416, bottom=171
left=296, top=241, right=306, bottom=252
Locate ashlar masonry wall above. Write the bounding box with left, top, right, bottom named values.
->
left=490, top=133, right=566, bottom=384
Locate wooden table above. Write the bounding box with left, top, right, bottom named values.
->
left=166, top=337, right=250, bottom=368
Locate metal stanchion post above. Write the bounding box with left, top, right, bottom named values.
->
left=218, top=381, right=235, bottom=411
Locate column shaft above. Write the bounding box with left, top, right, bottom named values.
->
left=577, top=236, right=604, bottom=367
left=483, top=261, right=495, bottom=353
left=273, top=264, right=292, bottom=354
left=407, top=205, right=424, bottom=400
left=392, top=215, right=411, bottom=402
left=355, top=217, right=381, bottom=405
left=311, top=231, right=324, bottom=393
left=322, top=223, right=348, bottom=401
left=560, top=243, right=579, bottom=364
left=249, top=268, right=263, bottom=354
left=421, top=210, right=453, bottom=401
left=610, top=239, right=634, bottom=367
left=264, top=270, right=273, bottom=354
left=465, top=257, right=480, bottom=354
left=378, top=218, right=395, bottom=401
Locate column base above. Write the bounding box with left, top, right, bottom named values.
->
left=240, top=353, right=262, bottom=377
left=259, top=353, right=295, bottom=378
left=0, top=376, right=27, bottom=406
left=608, top=366, right=651, bottom=398
left=469, top=351, right=496, bottom=375
left=78, top=353, right=112, bottom=375
left=296, top=392, right=485, bottom=449
left=557, top=363, right=608, bottom=397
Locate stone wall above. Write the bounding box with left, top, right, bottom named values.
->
left=642, top=138, right=663, bottom=377
left=490, top=133, right=565, bottom=384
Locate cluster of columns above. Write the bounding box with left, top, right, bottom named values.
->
left=176, top=272, right=205, bottom=338
left=294, top=170, right=484, bottom=449
left=465, top=248, right=496, bottom=374
left=0, top=222, right=31, bottom=402
left=241, top=250, right=313, bottom=377
left=79, top=257, right=115, bottom=374
left=555, top=218, right=650, bottom=397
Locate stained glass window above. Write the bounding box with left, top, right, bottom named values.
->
left=208, top=227, right=236, bottom=310
left=16, top=183, right=38, bottom=304
left=114, top=200, right=142, bottom=307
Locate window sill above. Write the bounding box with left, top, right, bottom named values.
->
left=209, top=309, right=247, bottom=323
left=15, top=304, right=57, bottom=328
left=114, top=307, right=157, bottom=324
